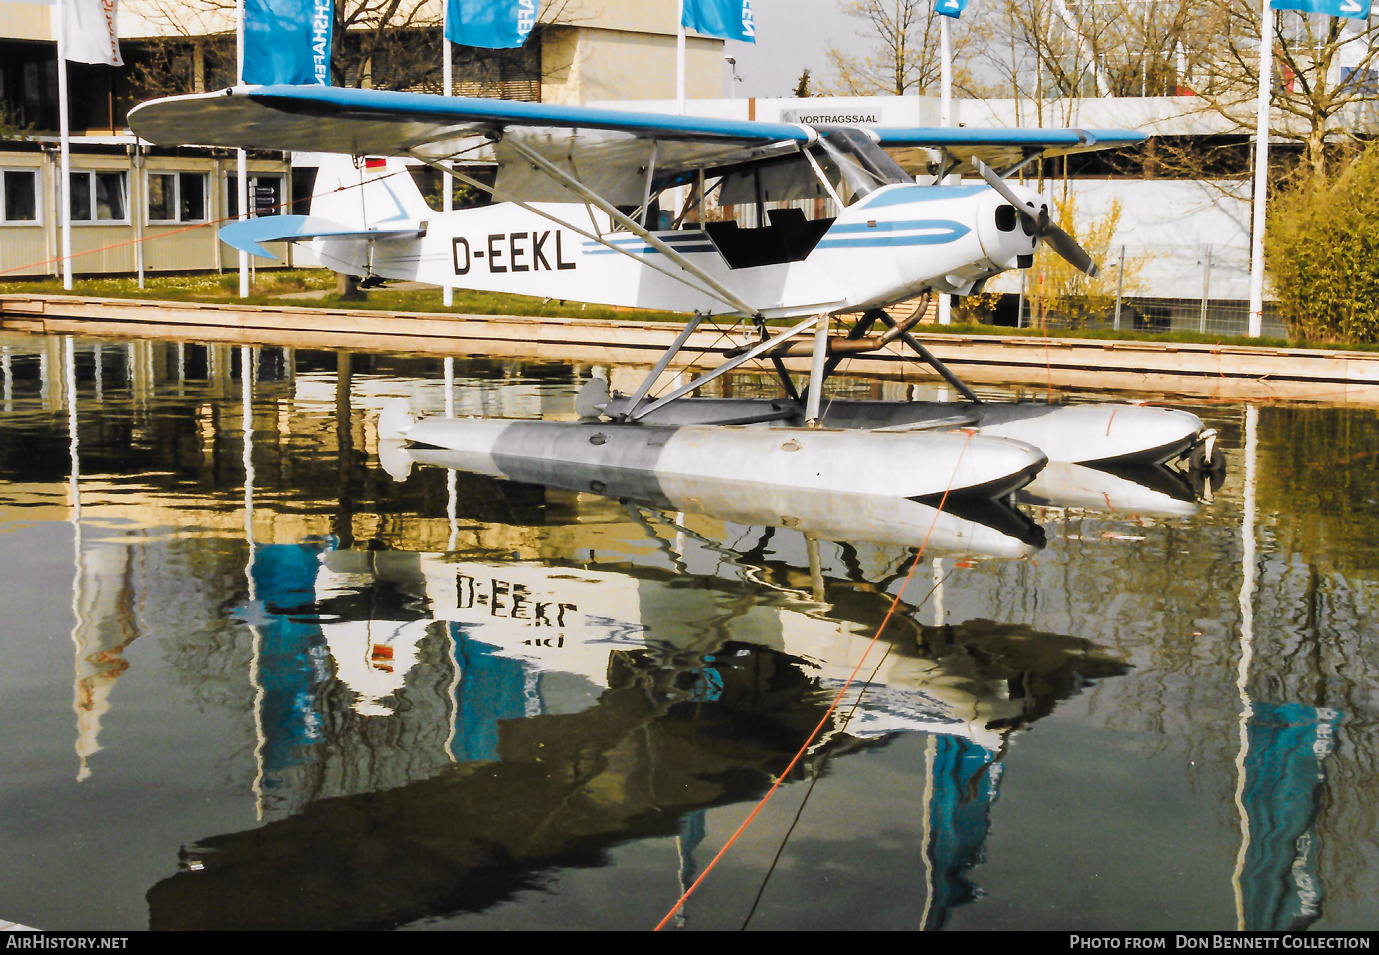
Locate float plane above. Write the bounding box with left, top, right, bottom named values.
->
left=128, top=85, right=1217, bottom=502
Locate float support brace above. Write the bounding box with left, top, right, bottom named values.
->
left=622, top=312, right=704, bottom=420
left=872, top=309, right=982, bottom=403
left=631, top=315, right=823, bottom=421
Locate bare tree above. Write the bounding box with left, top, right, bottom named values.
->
left=1186, top=3, right=1379, bottom=177
left=823, top=0, right=985, bottom=96
left=970, top=0, right=1379, bottom=177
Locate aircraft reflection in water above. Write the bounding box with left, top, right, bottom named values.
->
left=150, top=510, right=1128, bottom=930
left=155, top=409, right=1235, bottom=930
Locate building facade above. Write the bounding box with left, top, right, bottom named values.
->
left=0, top=0, right=727, bottom=279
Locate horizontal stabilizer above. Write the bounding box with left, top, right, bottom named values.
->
left=218, top=214, right=426, bottom=259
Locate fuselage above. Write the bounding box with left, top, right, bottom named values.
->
left=314, top=181, right=1041, bottom=319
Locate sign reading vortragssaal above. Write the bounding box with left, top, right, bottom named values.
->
left=781, top=109, right=883, bottom=125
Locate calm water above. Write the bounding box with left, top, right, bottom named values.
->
left=0, top=333, right=1376, bottom=932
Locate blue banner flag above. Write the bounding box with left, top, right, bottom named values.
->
left=243, top=0, right=334, bottom=86
left=1270, top=0, right=1371, bottom=18
left=446, top=0, right=540, bottom=49
left=682, top=0, right=757, bottom=44
left=935, top=0, right=969, bottom=18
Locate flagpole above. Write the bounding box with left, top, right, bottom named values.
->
left=236, top=0, right=250, bottom=300
left=1247, top=0, right=1272, bottom=339
left=938, top=14, right=952, bottom=326
left=676, top=0, right=686, bottom=114
left=56, top=0, right=73, bottom=291
left=443, top=35, right=454, bottom=308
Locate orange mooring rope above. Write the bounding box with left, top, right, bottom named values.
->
left=651, top=429, right=976, bottom=932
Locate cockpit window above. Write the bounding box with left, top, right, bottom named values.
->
left=813, top=128, right=913, bottom=202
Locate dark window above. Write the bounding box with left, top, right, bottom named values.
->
left=69, top=172, right=92, bottom=221
left=149, top=171, right=206, bottom=222
left=1, top=169, right=38, bottom=222
left=226, top=175, right=282, bottom=219
left=94, top=172, right=126, bottom=220
left=147, top=173, right=175, bottom=221
left=179, top=172, right=205, bottom=221
left=69, top=171, right=128, bottom=222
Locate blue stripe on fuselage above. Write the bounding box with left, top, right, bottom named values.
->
left=857, top=184, right=988, bottom=208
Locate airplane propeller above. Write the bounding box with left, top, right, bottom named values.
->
left=971, top=157, right=1100, bottom=278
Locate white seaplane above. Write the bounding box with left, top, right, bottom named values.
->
left=128, top=85, right=1217, bottom=502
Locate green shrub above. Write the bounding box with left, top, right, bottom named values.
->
left=1267, top=147, right=1379, bottom=344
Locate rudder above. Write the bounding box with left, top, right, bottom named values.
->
left=308, top=156, right=431, bottom=228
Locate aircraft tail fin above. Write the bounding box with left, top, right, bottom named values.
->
left=308, top=155, right=432, bottom=228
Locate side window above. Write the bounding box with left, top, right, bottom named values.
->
left=94, top=172, right=127, bottom=221
left=1, top=169, right=39, bottom=223
left=70, top=173, right=93, bottom=221
left=148, top=172, right=208, bottom=222
left=69, top=171, right=128, bottom=223
left=148, top=173, right=175, bottom=221
left=179, top=172, right=206, bottom=222
left=226, top=175, right=283, bottom=219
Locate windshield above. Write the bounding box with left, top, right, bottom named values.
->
left=813, top=128, right=913, bottom=202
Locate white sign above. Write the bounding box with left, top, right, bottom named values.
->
left=781, top=110, right=883, bottom=126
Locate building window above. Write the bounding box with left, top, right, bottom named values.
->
left=69, top=171, right=128, bottom=223
left=1, top=169, right=39, bottom=223
left=148, top=172, right=207, bottom=222
left=226, top=175, right=283, bottom=219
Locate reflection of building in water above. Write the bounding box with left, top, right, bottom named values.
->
left=71, top=539, right=140, bottom=781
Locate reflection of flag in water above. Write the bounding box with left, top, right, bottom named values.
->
left=922, top=735, right=1002, bottom=931
left=447, top=623, right=542, bottom=764
left=1240, top=701, right=1340, bottom=932
left=245, top=541, right=334, bottom=781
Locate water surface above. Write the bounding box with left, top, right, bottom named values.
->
left=0, top=334, right=1375, bottom=932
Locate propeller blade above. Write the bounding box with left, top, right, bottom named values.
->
left=1043, top=223, right=1100, bottom=278
left=970, top=157, right=1037, bottom=214
left=970, top=155, right=1100, bottom=277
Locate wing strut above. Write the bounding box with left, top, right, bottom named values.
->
left=500, top=136, right=765, bottom=319
left=411, top=153, right=745, bottom=314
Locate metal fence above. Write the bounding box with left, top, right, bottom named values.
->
left=1010, top=242, right=1288, bottom=340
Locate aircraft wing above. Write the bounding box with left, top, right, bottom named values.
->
left=872, top=126, right=1145, bottom=176
left=128, top=85, right=1144, bottom=204
left=128, top=85, right=812, bottom=205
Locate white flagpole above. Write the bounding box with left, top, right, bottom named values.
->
left=938, top=14, right=953, bottom=326
left=236, top=0, right=250, bottom=299
left=56, top=0, right=74, bottom=291
left=676, top=0, right=686, bottom=114
left=1247, top=0, right=1272, bottom=338
left=443, top=36, right=454, bottom=307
